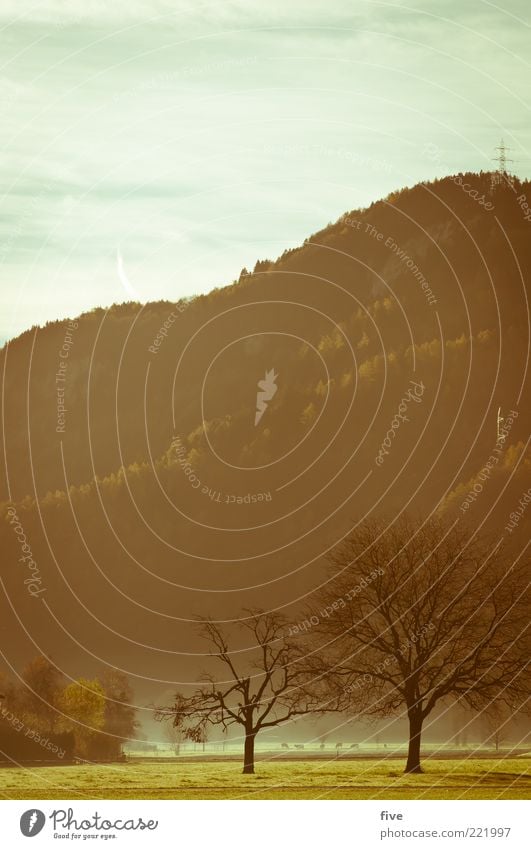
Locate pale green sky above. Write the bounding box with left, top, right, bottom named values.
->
left=1, top=0, right=529, bottom=342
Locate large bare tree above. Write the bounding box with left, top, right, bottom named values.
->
left=155, top=611, right=328, bottom=773
left=309, top=517, right=529, bottom=773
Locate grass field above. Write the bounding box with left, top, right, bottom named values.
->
left=0, top=758, right=529, bottom=800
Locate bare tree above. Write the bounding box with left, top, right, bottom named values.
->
left=481, top=699, right=515, bottom=752
left=155, top=611, right=328, bottom=773
left=163, top=721, right=182, bottom=755
left=309, top=517, right=529, bottom=773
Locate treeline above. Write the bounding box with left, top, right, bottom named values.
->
left=0, top=656, right=137, bottom=762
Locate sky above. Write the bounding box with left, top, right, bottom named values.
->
left=0, top=0, right=529, bottom=343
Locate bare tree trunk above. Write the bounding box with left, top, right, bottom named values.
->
left=243, top=731, right=256, bottom=774
left=405, top=710, right=423, bottom=774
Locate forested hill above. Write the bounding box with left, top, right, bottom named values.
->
left=2, top=172, right=529, bottom=502
left=1, top=171, right=529, bottom=682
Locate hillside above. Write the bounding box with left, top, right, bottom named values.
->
left=1, top=172, right=530, bottom=690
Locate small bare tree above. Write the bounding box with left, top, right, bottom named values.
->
left=155, top=611, right=329, bottom=773
left=163, top=721, right=182, bottom=755
left=310, top=517, right=529, bottom=773
left=482, top=699, right=514, bottom=752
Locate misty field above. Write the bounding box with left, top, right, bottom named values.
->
left=0, top=758, right=529, bottom=800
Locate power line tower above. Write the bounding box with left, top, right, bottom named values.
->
left=491, top=138, right=515, bottom=192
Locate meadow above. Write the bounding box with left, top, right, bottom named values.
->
left=0, top=757, right=529, bottom=800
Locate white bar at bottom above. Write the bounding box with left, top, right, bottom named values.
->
left=2, top=800, right=527, bottom=847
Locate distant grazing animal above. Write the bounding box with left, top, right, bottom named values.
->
left=281, top=743, right=289, bottom=749
left=294, top=744, right=304, bottom=750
